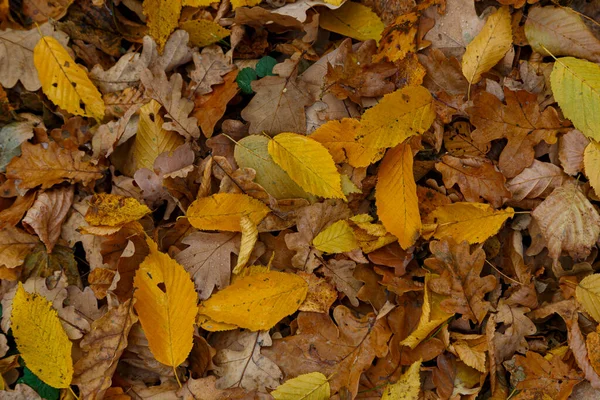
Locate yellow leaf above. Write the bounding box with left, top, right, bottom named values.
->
left=34, top=36, right=105, bottom=121
left=232, top=215, right=258, bottom=274
left=376, top=142, right=420, bottom=250
left=183, top=0, right=213, bottom=5
left=85, top=193, right=151, bottom=227
left=576, top=274, right=600, bottom=323
left=424, top=203, right=515, bottom=244
left=461, top=6, right=512, bottom=87
left=454, top=341, right=486, bottom=373
left=133, top=238, right=197, bottom=367
left=231, top=0, right=261, bottom=8
left=187, top=193, right=271, bottom=231
left=312, top=220, right=359, bottom=254
left=375, top=11, right=419, bottom=63
left=310, top=118, right=384, bottom=168
left=550, top=57, right=600, bottom=140
left=319, top=2, right=384, bottom=41
left=268, top=133, right=346, bottom=199
left=11, top=283, right=73, bottom=388
left=401, top=274, right=452, bottom=349
left=271, top=372, right=330, bottom=400
left=198, top=271, right=308, bottom=331
left=584, top=140, right=600, bottom=195
left=357, top=86, right=435, bottom=150
left=381, top=359, right=421, bottom=400
left=197, top=313, right=238, bottom=332
left=133, top=100, right=184, bottom=171
left=180, top=19, right=231, bottom=47
left=143, top=0, right=181, bottom=51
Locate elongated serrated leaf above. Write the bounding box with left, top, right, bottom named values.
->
left=133, top=100, right=184, bottom=171
left=198, top=271, right=308, bottom=331
left=11, top=283, right=73, bottom=388
left=180, top=19, right=231, bottom=47
left=187, top=193, right=271, bottom=231
left=143, top=0, right=181, bottom=51
left=425, top=203, right=514, bottom=244
left=376, top=142, right=420, bottom=249
left=312, top=220, right=359, bottom=254
left=133, top=238, right=197, bottom=367
left=271, top=372, right=330, bottom=400
left=319, top=2, right=384, bottom=41
left=234, top=135, right=312, bottom=200
left=34, top=36, right=105, bottom=121
left=357, top=86, right=435, bottom=150
left=576, top=274, right=600, bottom=323
left=233, top=216, right=258, bottom=274
left=551, top=57, right=600, bottom=140
left=381, top=360, right=421, bottom=400
left=268, top=133, right=345, bottom=199
left=584, top=141, right=600, bottom=196
left=461, top=6, right=512, bottom=86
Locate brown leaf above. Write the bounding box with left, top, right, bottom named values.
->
left=506, top=160, right=569, bottom=202
left=73, top=300, right=138, bottom=400
left=0, top=226, right=39, bottom=268
left=241, top=74, right=313, bottom=135
left=190, top=45, right=234, bottom=96
left=322, top=259, right=362, bottom=307
left=493, top=300, right=537, bottom=363
left=177, top=376, right=251, bottom=400
left=193, top=69, right=239, bottom=138
left=435, top=155, right=511, bottom=208
left=175, top=232, right=237, bottom=300
left=0, top=191, right=36, bottom=230
left=532, top=182, right=600, bottom=261
left=6, top=141, right=103, bottom=191
left=262, top=305, right=392, bottom=398
left=298, top=271, right=337, bottom=313
left=22, top=186, right=73, bottom=253
left=468, top=89, right=567, bottom=177
left=559, top=129, right=589, bottom=176
left=419, top=48, right=469, bottom=96
left=426, top=238, right=497, bottom=323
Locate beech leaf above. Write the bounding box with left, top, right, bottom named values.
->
left=187, top=193, right=271, bottom=232
left=271, top=372, right=330, bottom=400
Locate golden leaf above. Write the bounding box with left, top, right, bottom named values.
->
left=6, top=141, right=103, bottom=191
left=85, top=193, right=151, bottom=227
left=461, top=6, right=512, bottom=88
left=187, top=193, right=271, bottom=231
left=381, top=359, right=421, bottom=400
left=133, top=238, right=197, bottom=367
left=319, top=2, right=384, bottom=41
left=0, top=226, right=39, bottom=268
left=196, top=313, right=239, bottom=332
left=550, top=57, right=600, bottom=140
left=584, top=140, right=600, bottom=196
left=357, top=86, right=435, bottom=150
left=231, top=0, right=261, bottom=9
left=309, top=118, right=384, bottom=168
left=576, top=274, right=600, bottom=323
left=424, top=203, right=515, bottom=244
left=271, top=372, right=330, bottom=400
left=180, top=19, right=230, bottom=47
left=143, top=0, right=181, bottom=51
left=11, top=283, right=73, bottom=388
left=232, top=215, right=258, bottom=274
left=34, top=36, right=105, bottom=121
left=197, top=271, right=308, bottom=331
left=312, top=220, right=359, bottom=254
left=268, top=133, right=345, bottom=199
left=376, top=142, right=420, bottom=249
left=133, top=100, right=184, bottom=171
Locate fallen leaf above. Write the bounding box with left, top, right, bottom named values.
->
left=298, top=272, right=337, bottom=313
left=560, top=129, right=589, bottom=176
left=6, top=141, right=103, bottom=191
left=461, top=6, right=512, bottom=88
left=193, top=69, right=239, bottom=138
left=187, top=193, right=270, bottom=231
left=312, top=219, right=358, bottom=254
left=268, top=132, right=345, bottom=199
left=232, top=215, right=258, bottom=274
left=322, top=259, right=362, bottom=307
left=190, top=45, right=234, bottom=96
left=532, top=182, right=600, bottom=261
left=180, top=19, right=231, bottom=48
left=376, top=142, right=421, bottom=249
left=576, top=274, right=600, bottom=323
left=133, top=237, right=197, bottom=367
left=0, top=226, right=40, bottom=268
left=493, top=300, right=537, bottom=363
left=85, top=193, right=151, bottom=227
left=0, top=122, right=34, bottom=172
left=271, top=372, right=330, bottom=400
left=381, top=359, right=421, bottom=400
left=143, top=0, right=181, bottom=51
left=198, top=271, right=308, bottom=331
left=11, top=283, right=73, bottom=388
left=319, top=2, right=384, bottom=41
left=507, top=160, right=569, bottom=201
left=34, top=36, right=105, bottom=121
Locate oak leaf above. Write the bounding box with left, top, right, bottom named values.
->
left=468, top=89, right=566, bottom=177
left=493, top=300, right=537, bottom=363
left=297, top=272, right=337, bottom=313
left=531, top=182, right=600, bottom=261
left=22, top=186, right=73, bottom=254
left=176, top=375, right=249, bottom=400
left=376, top=142, right=421, bottom=249
left=190, top=45, right=234, bottom=96
left=425, top=239, right=496, bottom=323
left=193, top=69, right=239, bottom=138
left=262, top=305, right=391, bottom=398
left=435, top=155, right=511, bottom=207
left=197, top=271, right=308, bottom=331
left=133, top=237, right=197, bottom=367
left=6, top=141, right=103, bottom=191
left=322, top=259, right=363, bottom=307
left=73, top=300, right=138, bottom=400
